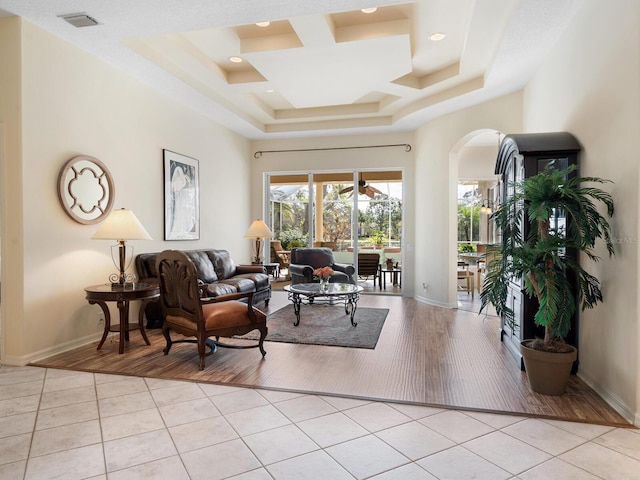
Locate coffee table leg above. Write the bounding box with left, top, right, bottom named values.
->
left=345, top=293, right=359, bottom=327
left=291, top=292, right=302, bottom=326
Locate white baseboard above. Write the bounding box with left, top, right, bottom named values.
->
left=414, top=294, right=456, bottom=309
left=2, top=333, right=102, bottom=367
left=578, top=369, right=637, bottom=426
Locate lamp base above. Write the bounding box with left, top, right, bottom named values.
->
left=108, top=271, right=137, bottom=288
left=111, top=281, right=136, bottom=290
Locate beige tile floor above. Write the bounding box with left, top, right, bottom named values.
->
left=1, top=366, right=639, bottom=480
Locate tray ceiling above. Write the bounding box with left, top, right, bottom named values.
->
left=0, top=0, right=583, bottom=139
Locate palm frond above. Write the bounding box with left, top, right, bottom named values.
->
left=479, top=165, right=615, bottom=345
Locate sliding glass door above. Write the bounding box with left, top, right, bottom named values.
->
left=267, top=170, right=403, bottom=290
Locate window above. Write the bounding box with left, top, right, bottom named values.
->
left=268, top=171, right=402, bottom=253
left=457, top=182, right=480, bottom=247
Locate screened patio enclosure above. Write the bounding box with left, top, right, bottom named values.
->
left=266, top=171, right=403, bottom=288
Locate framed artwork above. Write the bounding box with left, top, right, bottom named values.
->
left=163, top=149, right=199, bottom=240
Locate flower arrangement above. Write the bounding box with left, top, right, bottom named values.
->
left=313, top=266, right=334, bottom=280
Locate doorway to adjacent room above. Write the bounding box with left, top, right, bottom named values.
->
left=453, top=129, right=501, bottom=312
left=267, top=170, right=404, bottom=295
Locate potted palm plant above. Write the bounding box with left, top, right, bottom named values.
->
left=480, top=165, right=614, bottom=395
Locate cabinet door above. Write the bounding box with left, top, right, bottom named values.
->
left=502, top=285, right=521, bottom=340
left=512, top=293, right=522, bottom=341
left=501, top=283, right=523, bottom=366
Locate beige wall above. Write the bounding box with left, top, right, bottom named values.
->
left=0, top=17, right=25, bottom=360
left=413, top=92, right=523, bottom=308
left=458, top=146, right=500, bottom=181
left=524, top=0, right=640, bottom=423
left=0, top=19, right=253, bottom=363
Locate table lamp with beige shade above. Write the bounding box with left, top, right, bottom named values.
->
left=92, top=208, right=152, bottom=287
left=244, top=219, right=273, bottom=264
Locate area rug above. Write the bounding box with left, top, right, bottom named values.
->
left=240, top=304, right=388, bottom=349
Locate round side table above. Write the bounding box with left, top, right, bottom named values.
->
left=85, top=283, right=160, bottom=354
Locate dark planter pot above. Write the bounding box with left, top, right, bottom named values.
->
left=520, top=341, right=577, bottom=396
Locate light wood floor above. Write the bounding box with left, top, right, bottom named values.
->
left=31, top=291, right=629, bottom=427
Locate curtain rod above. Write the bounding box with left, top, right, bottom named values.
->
left=253, top=143, right=412, bottom=159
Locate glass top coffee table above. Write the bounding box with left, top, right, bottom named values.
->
left=283, top=283, right=364, bottom=327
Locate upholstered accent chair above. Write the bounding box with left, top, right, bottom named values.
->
left=156, top=250, right=267, bottom=370
left=288, top=247, right=356, bottom=285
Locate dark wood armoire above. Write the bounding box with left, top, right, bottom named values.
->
left=494, top=132, right=581, bottom=371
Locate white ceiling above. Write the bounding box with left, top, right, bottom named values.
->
left=0, top=0, right=583, bottom=140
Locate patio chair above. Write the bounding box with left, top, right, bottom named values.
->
left=457, top=261, right=475, bottom=298
left=357, top=253, right=381, bottom=285
left=270, top=240, right=290, bottom=274
left=156, top=250, right=267, bottom=370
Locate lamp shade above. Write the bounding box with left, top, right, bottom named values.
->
left=92, top=208, right=152, bottom=241
left=244, top=219, right=273, bottom=239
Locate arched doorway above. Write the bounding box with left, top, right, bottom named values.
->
left=450, top=129, right=502, bottom=311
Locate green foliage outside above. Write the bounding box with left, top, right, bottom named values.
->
left=277, top=228, right=307, bottom=250
left=360, top=198, right=402, bottom=243
left=457, top=204, right=480, bottom=243
left=321, top=184, right=352, bottom=245
left=270, top=182, right=402, bottom=250
left=458, top=243, right=476, bottom=253
left=369, top=230, right=386, bottom=246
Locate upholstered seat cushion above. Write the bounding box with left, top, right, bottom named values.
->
left=203, top=301, right=265, bottom=329
left=233, top=273, right=269, bottom=290
left=205, top=282, right=238, bottom=297
left=165, top=301, right=266, bottom=330
left=215, top=277, right=256, bottom=294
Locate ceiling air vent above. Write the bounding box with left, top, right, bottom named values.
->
left=59, top=13, right=99, bottom=28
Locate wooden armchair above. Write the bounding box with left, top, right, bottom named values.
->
left=156, top=250, right=267, bottom=370
left=457, top=261, right=475, bottom=298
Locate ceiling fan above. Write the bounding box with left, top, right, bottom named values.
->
left=339, top=173, right=383, bottom=199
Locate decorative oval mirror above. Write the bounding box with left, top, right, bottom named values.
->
left=58, top=155, right=115, bottom=224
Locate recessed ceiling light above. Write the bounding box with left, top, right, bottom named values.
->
left=266, top=89, right=275, bottom=93
left=430, top=32, right=447, bottom=41
left=361, top=8, right=378, bottom=14
left=229, top=56, right=243, bottom=63
left=256, top=21, right=270, bottom=27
